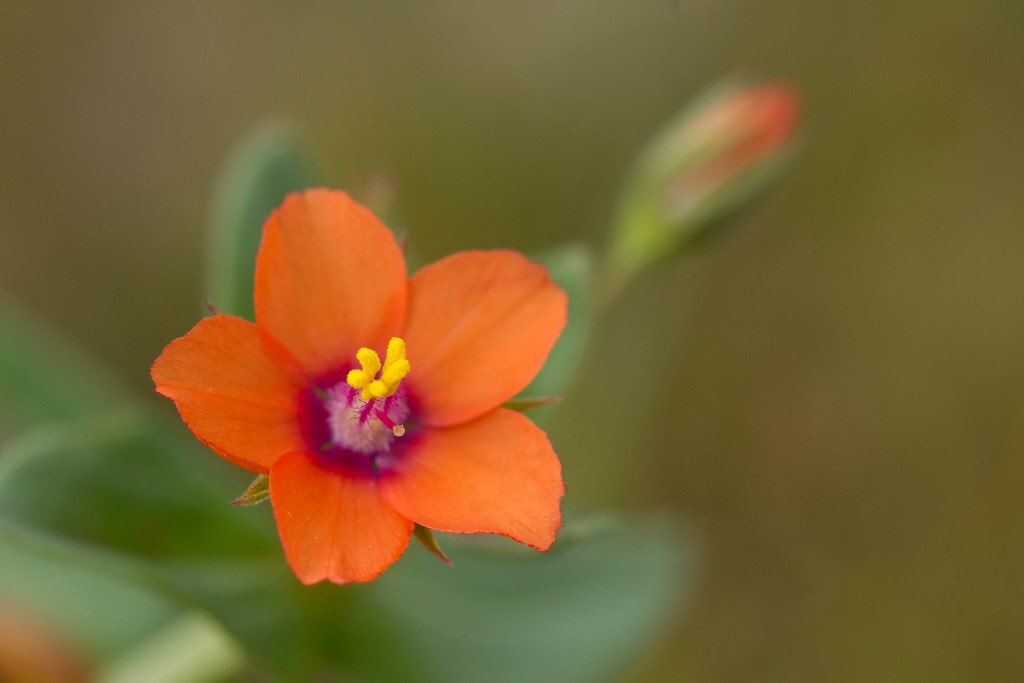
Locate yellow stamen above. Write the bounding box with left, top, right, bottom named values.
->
left=345, top=368, right=368, bottom=389
left=346, top=337, right=410, bottom=401
left=356, top=348, right=382, bottom=376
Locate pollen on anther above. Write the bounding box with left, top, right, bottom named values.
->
left=346, top=337, right=410, bottom=401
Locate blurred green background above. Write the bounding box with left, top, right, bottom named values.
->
left=3, top=1, right=1024, bottom=681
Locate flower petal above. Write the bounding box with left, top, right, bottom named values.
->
left=380, top=408, right=564, bottom=550
left=270, top=451, right=413, bottom=584
left=403, top=250, right=567, bottom=426
left=254, top=189, right=407, bottom=375
left=151, top=314, right=304, bottom=473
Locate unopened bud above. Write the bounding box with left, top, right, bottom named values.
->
left=609, top=80, right=801, bottom=287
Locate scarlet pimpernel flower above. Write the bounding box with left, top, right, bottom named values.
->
left=152, top=189, right=567, bottom=584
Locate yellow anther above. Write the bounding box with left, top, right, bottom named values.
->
left=346, top=368, right=370, bottom=389
left=379, top=337, right=410, bottom=397
left=367, top=380, right=388, bottom=399
left=384, top=337, right=406, bottom=368
left=380, top=359, right=410, bottom=388
left=346, top=337, right=410, bottom=401
left=356, top=348, right=382, bottom=376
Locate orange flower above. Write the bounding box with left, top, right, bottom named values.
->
left=152, top=189, right=567, bottom=584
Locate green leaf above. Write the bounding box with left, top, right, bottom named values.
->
left=99, top=612, right=245, bottom=683
left=206, top=123, right=318, bottom=318
left=0, top=411, right=277, bottom=560
left=162, top=558, right=312, bottom=680
left=0, top=519, right=249, bottom=682
left=521, top=244, right=594, bottom=417
left=339, top=516, right=694, bottom=683
left=0, top=519, right=183, bottom=663
left=0, top=292, right=125, bottom=434
left=0, top=412, right=311, bottom=677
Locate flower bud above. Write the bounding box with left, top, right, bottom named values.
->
left=608, top=80, right=801, bottom=287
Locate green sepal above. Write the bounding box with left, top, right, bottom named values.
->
left=502, top=396, right=561, bottom=413
left=231, top=474, right=270, bottom=507
left=413, top=525, right=452, bottom=566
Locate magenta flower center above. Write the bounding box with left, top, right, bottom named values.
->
left=298, top=339, right=417, bottom=478
left=324, top=382, right=410, bottom=456
left=296, top=371, right=416, bottom=479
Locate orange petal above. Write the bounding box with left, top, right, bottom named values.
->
left=254, top=189, right=407, bottom=375
left=270, top=451, right=413, bottom=584
left=403, top=250, right=567, bottom=426
left=380, top=408, right=564, bottom=550
left=152, top=314, right=305, bottom=473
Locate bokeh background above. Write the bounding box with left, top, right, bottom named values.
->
left=3, top=1, right=1024, bottom=681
